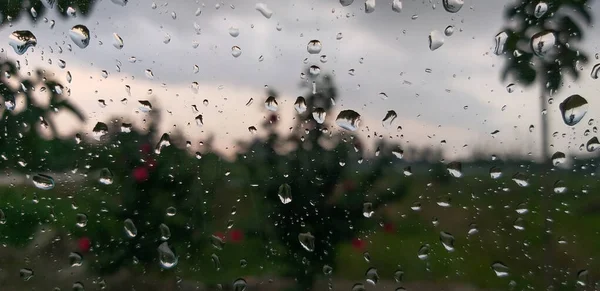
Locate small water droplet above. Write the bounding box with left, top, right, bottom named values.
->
left=159, top=223, right=171, bottom=240
left=76, top=213, right=88, bottom=227
left=439, top=231, right=455, bottom=252
left=512, top=172, right=529, bottom=187
left=278, top=183, right=292, bottom=204
left=417, top=244, right=430, bottom=260
left=444, top=25, right=454, bottom=36
left=69, top=25, right=90, bottom=49
left=229, top=26, right=240, bottom=37
left=233, top=278, right=247, bottom=291
left=165, top=206, right=176, bottom=217
left=576, top=269, right=588, bottom=286
left=551, top=151, right=566, bottom=166
left=494, top=32, right=509, bottom=55
left=362, top=202, right=373, bottom=218
left=294, top=96, right=307, bottom=114
left=323, top=265, right=333, bottom=275
left=553, top=180, right=567, bottom=194
left=559, top=94, right=588, bottom=126
left=365, top=267, right=379, bottom=285
left=124, top=218, right=137, bottom=238
left=340, top=0, right=354, bottom=6
left=364, top=0, right=376, bottom=13
left=352, top=283, right=366, bottom=291
left=586, top=137, right=600, bottom=152
left=392, top=0, right=402, bottom=12
left=20, top=268, right=34, bottom=281
left=489, top=167, right=502, bottom=179
left=98, top=168, right=113, bottom=185
left=211, top=253, right=221, bottom=271
left=382, top=110, right=397, bottom=128
left=298, top=232, right=315, bottom=252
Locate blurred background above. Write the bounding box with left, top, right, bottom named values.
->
left=0, top=0, right=599, bottom=290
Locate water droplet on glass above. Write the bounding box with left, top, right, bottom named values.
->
left=468, top=223, right=479, bottom=235
left=364, top=0, right=376, bottom=13
left=586, top=137, right=600, bottom=152
left=278, top=183, right=292, bottom=204
left=294, top=96, right=307, bottom=114
left=513, top=217, right=525, bottom=230
left=559, top=94, right=588, bottom=126
left=69, top=25, right=90, bottom=49
left=512, top=173, right=529, bottom=187
left=439, top=231, right=455, bottom=252
left=255, top=3, right=273, bottom=18
left=69, top=252, right=83, bottom=267
left=166, top=206, right=176, bottom=217
left=446, top=161, right=462, bottom=178
left=417, top=244, right=430, bottom=260
left=392, top=148, right=404, bottom=159
left=352, top=283, right=366, bottom=291
left=442, top=0, right=464, bottom=13
left=112, top=33, right=124, bottom=49
left=307, top=40, right=322, bottom=54
left=231, top=46, right=242, bottom=57
left=392, top=0, right=402, bottom=12
left=323, top=265, right=333, bottom=275
left=9, top=30, right=37, bottom=55
left=340, top=0, right=354, bottom=6
left=98, top=168, right=113, bottom=185
left=444, top=25, right=454, bottom=36
left=158, top=242, right=178, bottom=269
left=591, top=63, right=600, bottom=79
left=229, top=26, right=240, bottom=37
left=233, top=278, right=247, bottom=291
left=551, top=151, right=566, bottom=166
left=394, top=269, right=404, bottom=282
left=365, top=267, right=379, bottom=285
left=553, top=180, right=567, bottom=194
left=576, top=269, right=588, bottom=286
left=313, top=108, right=327, bottom=124
left=33, top=174, right=55, bottom=190
left=363, top=251, right=371, bottom=262
left=245, top=98, right=254, bottom=106
left=534, top=2, right=548, bottom=18
left=76, top=213, right=88, bottom=227
left=20, top=268, right=34, bottom=281
left=124, top=218, right=137, bottom=238
left=531, top=31, right=556, bottom=57
left=382, top=110, right=397, bottom=128
left=494, top=31, right=509, bottom=55
left=211, top=253, right=221, bottom=271
left=336, top=110, right=361, bottom=131
left=429, top=30, right=444, bottom=51
left=0, top=209, right=5, bottom=225
left=506, top=83, right=516, bottom=93
left=248, top=126, right=257, bottom=134
left=298, top=232, right=315, bottom=252
left=489, top=167, right=502, bottom=179
left=210, top=234, right=225, bottom=250
left=336, top=32, right=344, bottom=40
left=309, top=65, right=321, bottom=76
left=362, top=202, right=373, bottom=218
left=92, top=122, right=109, bottom=141
left=491, top=262, right=509, bottom=277
left=265, top=96, right=278, bottom=111
left=159, top=223, right=171, bottom=241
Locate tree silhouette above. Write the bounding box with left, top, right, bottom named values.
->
left=0, top=0, right=99, bottom=24
left=496, top=0, right=593, bottom=159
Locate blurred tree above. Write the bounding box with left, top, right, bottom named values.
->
left=0, top=0, right=98, bottom=24
left=496, top=0, right=593, bottom=160
left=243, top=70, right=411, bottom=291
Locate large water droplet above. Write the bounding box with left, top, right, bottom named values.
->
left=99, top=168, right=113, bottom=185
left=113, top=33, right=124, bottom=49
left=195, top=114, right=204, bottom=127
left=231, top=46, right=242, bottom=57
left=491, top=262, right=509, bottom=277
left=336, top=110, right=361, bottom=131
left=255, top=3, right=273, bottom=18
left=233, top=278, right=247, bottom=291
left=534, top=2, right=548, bottom=18
left=69, top=252, right=83, bottom=267
left=124, top=218, right=137, bottom=238
left=323, top=265, right=333, bottom=275
left=494, top=31, right=509, bottom=55
left=69, top=25, right=90, bottom=49
left=591, top=63, right=600, bottom=79
left=442, top=0, right=464, bottom=13
left=392, top=0, right=402, bottom=12
left=92, top=122, right=109, bottom=141
left=0, top=209, right=5, bottom=225
left=155, top=133, right=171, bottom=154
left=429, top=30, right=444, bottom=51
left=417, top=244, right=430, bottom=260
left=551, top=151, right=566, bottom=166
left=364, top=0, right=376, bottom=13
left=439, top=231, right=455, bottom=252
left=553, top=180, right=567, bottom=194
left=278, top=183, right=292, bottom=204
left=33, top=174, right=55, bottom=190
left=531, top=31, right=556, bottom=57
left=586, top=137, right=600, bottom=152
left=352, top=283, right=366, bottom=291
left=394, top=269, right=404, bottom=282
left=382, top=110, right=397, bottom=128
left=313, top=108, right=327, bottom=124
left=166, top=206, right=177, bottom=217
left=265, top=96, right=278, bottom=111
left=157, top=242, right=178, bottom=269
left=559, top=94, right=588, bottom=126
left=513, top=217, right=525, bottom=230
left=298, top=232, right=315, bottom=252
left=76, top=213, right=88, bottom=227
left=229, top=27, right=240, bottom=37
left=160, top=223, right=171, bottom=241
left=444, top=25, right=454, bottom=36
left=340, top=0, right=354, bottom=6
left=446, top=161, right=462, bottom=178
left=362, top=202, right=373, bottom=218
left=294, top=96, right=307, bottom=114
left=365, top=267, right=379, bottom=285
left=512, top=173, right=529, bottom=187
left=489, top=167, right=502, bottom=179
left=9, top=30, right=37, bottom=55
left=211, top=253, right=221, bottom=271
left=20, top=268, right=34, bottom=281
left=576, top=269, right=588, bottom=286
left=307, top=40, right=322, bottom=54
left=210, top=234, right=225, bottom=250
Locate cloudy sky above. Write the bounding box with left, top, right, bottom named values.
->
left=2, top=0, right=600, bottom=161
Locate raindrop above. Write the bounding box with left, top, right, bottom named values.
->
left=99, top=168, right=113, bottom=185
left=577, top=270, right=588, bottom=286
left=139, top=100, right=152, bottom=112
left=157, top=242, right=178, bottom=269
left=439, top=231, right=455, bottom=252
left=534, top=2, right=548, bottom=18
left=195, top=115, right=204, bottom=127
left=489, top=167, right=502, bottom=179
left=113, top=33, right=124, bottom=49
left=309, top=65, right=321, bottom=76
left=444, top=25, right=454, bottom=36
left=193, top=65, right=200, bottom=73
left=559, top=94, right=588, bottom=126
left=294, top=96, right=307, bottom=114
left=531, top=31, right=556, bottom=57
left=494, top=32, right=508, bottom=55
left=160, top=223, right=171, bottom=241
left=124, top=218, right=137, bottom=238
left=20, top=268, right=34, bottom=281
left=240, top=259, right=247, bottom=268
left=265, top=96, right=278, bottom=111
left=352, top=284, right=366, bottom=291
left=76, top=213, right=88, bottom=227
left=362, top=202, right=373, bottom=218
left=512, top=173, right=529, bottom=187
left=298, top=232, right=315, bottom=252
left=145, top=69, right=154, bottom=79
left=58, top=59, right=66, bottom=68
left=379, top=92, right=388, bottom=100
left=392, top=148, right=404, bottom=159
left=365, top=267, right=379, bottom=285
left=364, top=0, right=376, bottom=13
left=553, top=180, right=567, bottom=194
left=211, top=253, right=221, bottom=271
left=111, top=0, right=128, bottom=6
left=586, top=137, right=600, bottom=152
left=229, top=27, right=240, bottom=37
left=166, top=206, right=176, bottom=217
left=382, top=110, right=397, bottom=128
left=392, top=0, right=402, bottom=12
left=9, top=30, right=37, bottom=55
left=591, top=63, right=600, bottom=79
left=278, top=183, right=292, bottom=204
left=248, top=126, right=257, bottom=134
left=340, top=0, right=354, bottom=6
left=255, top=3, right=273, bottom=18
left=210, top=234, right=225, bottom=250
left=446, top=161, right=462, bottom=178
left=403, top=166, right=412, bottom=176
left=233, top=278, right=247, bottom=291
left=394, top=269, right=404, bottom=282
left=491, top=262, right=509, bottom=277
left=163, top=33, right=171, bottom=44
left=468, top=223, right=479, bottom=235
left=336, top=110, right=361, bottom=131
left=322, top=265, right=333, bottom=275
left=513, top=217, right=525, bottom=230
left=429, top=30, right=444, bottom=51
left=516, top=203, right=528, bottom=214
left=231, top=46, right=242, bottom=57
left=67, top=71, right=72, bottom=83
left=69, top=252, right=83, bottom=267
left=442, top=0, right=464, bottom=13
left=33, top=174, right=55, bottom=190
left=506, top=83, right=515, bottom=93
left=92, top=122, right=109, bottom=141
left=69, top=25, right=90, bottom=49
left=246, top=98, right=254, bottom=106
left=417, top=244, right=430, bottom=260
left=313, top=108, right=327, bottom=124
left=307, top=40, right=322, bottom=54
left=320, top=55, right=328, bottom=63
left=0, top=209, right=5, bottom=224
left=336, top=32, right=343, bottom=40
left=551, top=151, right=566, bottom=166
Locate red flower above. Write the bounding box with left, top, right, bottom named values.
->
left=351, top=238, right=366, bottom=252
left=383, top=222, right=395, bottom=234
left=78, top=237, right=91, bottom=253
left=229, top=229, right=244, bottom=243
left=132, top=167, right=149, bottom=183
left=140, top=143, right=152, bottom=155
